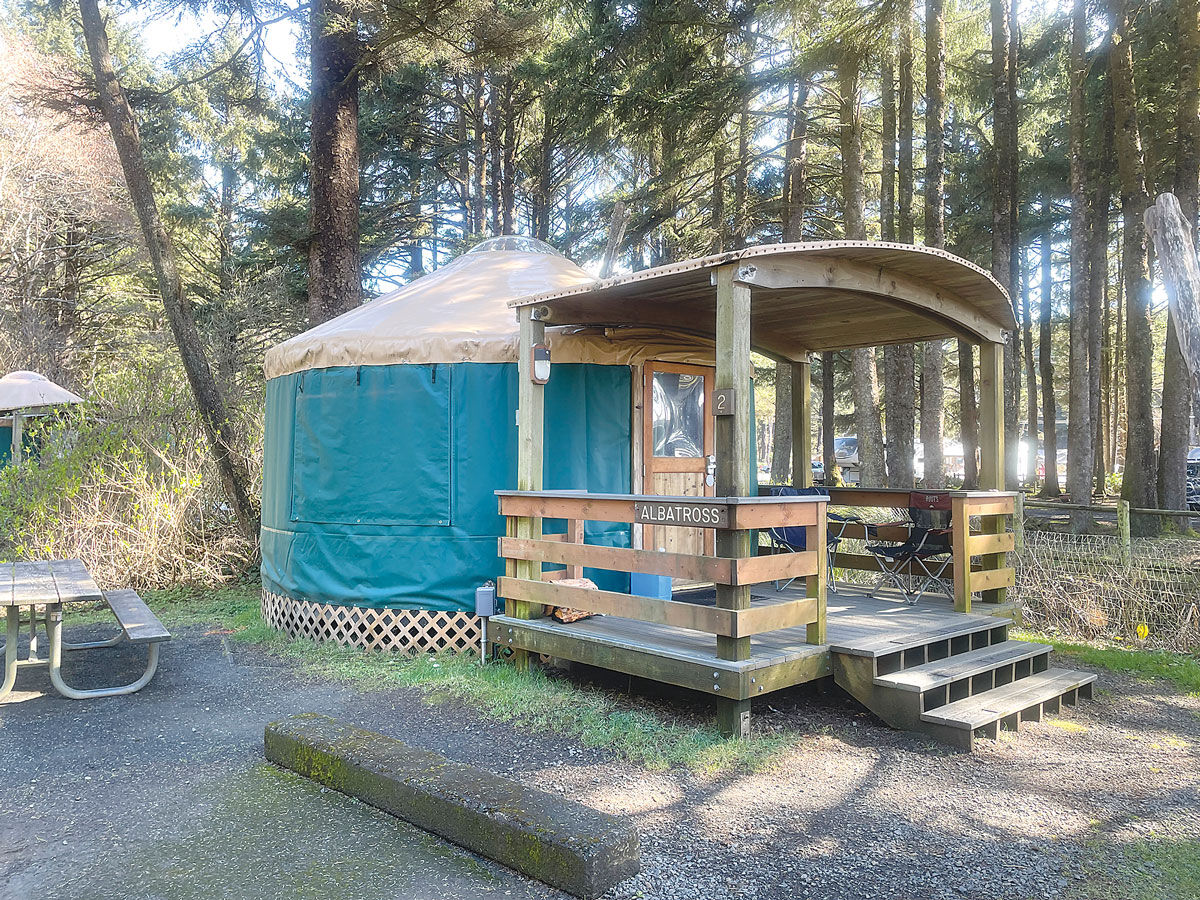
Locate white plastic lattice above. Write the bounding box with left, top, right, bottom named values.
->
left=261, top=590, right=483, bottom=654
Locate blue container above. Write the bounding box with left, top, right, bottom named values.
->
left=630, top=572, right=672, bottom=600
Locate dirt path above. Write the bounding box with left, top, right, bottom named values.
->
left=2, top=625, right=1197, bottom=900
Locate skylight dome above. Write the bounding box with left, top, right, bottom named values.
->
left=467, top=236, right=562, bottom=256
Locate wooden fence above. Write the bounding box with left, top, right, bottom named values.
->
left=495, top=490, right=829, bottom=655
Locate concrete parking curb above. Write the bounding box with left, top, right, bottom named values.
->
left=264, top=713, right=639, bottom=899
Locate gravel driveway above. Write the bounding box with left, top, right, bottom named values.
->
left=1, top=623, right=1197, bottom=900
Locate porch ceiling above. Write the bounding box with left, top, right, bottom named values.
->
left=508, top=241, right=1015, bottom=361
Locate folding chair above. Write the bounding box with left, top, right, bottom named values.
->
left=864, top=490, right=954, bottom=605
left=766, top=486, right=856, bottom=591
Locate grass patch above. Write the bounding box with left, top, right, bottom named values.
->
left=1072, top=836, right=1200, bottom=900
left=1013, top=629, right=1200, bottom=695
left=116, top=584, right=801, bottom=774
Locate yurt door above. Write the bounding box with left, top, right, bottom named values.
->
left=642, top=362, right=716, bottom=558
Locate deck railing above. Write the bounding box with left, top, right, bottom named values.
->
left=495, top=490, right=829, bottom=653
left=776, top=486, right=1016, bottom=613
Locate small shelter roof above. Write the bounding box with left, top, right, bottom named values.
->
left=0, top=371, right=84, bottom=413
left=508, top=241, right=1015, bottom=360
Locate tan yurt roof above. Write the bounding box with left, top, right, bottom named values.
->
left=0, top=371, right=84, bottom=413
left=265, top=237, right=714, bottom=380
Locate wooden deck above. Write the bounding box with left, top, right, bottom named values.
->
left=490, top=583, right=1011, bottom=702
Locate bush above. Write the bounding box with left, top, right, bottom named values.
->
left=0, top=403, right=257, bottom=588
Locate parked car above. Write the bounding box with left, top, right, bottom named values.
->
left=833, top=435, right=858, bottom=468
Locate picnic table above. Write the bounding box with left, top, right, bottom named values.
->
left=1, top=559, right=170, bottom=701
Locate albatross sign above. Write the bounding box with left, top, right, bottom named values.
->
left=632, top=499, right=728, bottom=529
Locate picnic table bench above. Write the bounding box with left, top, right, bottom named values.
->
left=1, top=559, right=170, bottom=701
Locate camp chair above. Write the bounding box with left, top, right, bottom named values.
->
left=766, top=486, right=857, bottom=591
left=864, top=490, right=954, bottom=605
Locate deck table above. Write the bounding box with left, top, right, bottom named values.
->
left=0, top=559, right=163, bottom=700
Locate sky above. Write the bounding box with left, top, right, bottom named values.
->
left=133, top=2, right=305, bottom=91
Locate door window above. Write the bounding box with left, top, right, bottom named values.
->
left=651, top=371, right=705, bottom=458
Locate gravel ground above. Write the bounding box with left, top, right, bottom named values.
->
left=2, top=623, right=1198, bottom=900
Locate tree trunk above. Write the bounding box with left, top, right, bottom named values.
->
left=958, top=341, right=978, bottom=487
left=710, top=140, right=726, bottom=253
left=500, top=76, right=516, bottom=235
left=1091, top=102, right=1115, bottom=492
left=885, top=345, right=916, bottom=487
left=307, top=0, right=362, bottom=325
left=1176, top=0, right=1200, bottom=230
left=782, top=78, right=810, bottom=243
left=921, top=0, right=946, bottom=487
left=1039, top=231, right=1062, bottom=495
left=839, top=50, right=866, bottom=242
left=733, top=90, right=750, bottom=250
left=880, top=49, right=913, bottom=487
left=215, top=160, right=237, bottom=388
left=1021, top=244, right=1039, bottom=489
left=1067, top=0, right=1094, bottom=522
left=921, top=342, right=945, bottom=487
left=78, top=0, right=259, bottom=541
left=822, top=352, right=836, bottom=482
left=1146, top=195, right=1200, bottom=418
left=1070, top=0, right=1099, bottom=520
left=852, top=350, right=887, bottom=485
left=771, top=365, right=793, bottom=483
left=992, top=0, right=1020, bottom=490
left=882, top=49, right=896, bottom=242
left=839, top=48, right=884, bottom=485
left=1159, top=320, right=1190, bottom=510
left=898, top=0, right=915, bottom=244
left=1109, top=0, right=1159, bottom=532
left=472, top=71, right=486, bottom=236
left=1158, top=0, right=1200, bottom=511
left=488, top=74, right=501, bottom=236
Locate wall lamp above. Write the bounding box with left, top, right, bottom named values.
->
left=530, top=343, right=551, bottom=384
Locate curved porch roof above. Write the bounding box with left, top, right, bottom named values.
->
left=508, top=241, right=1014, bottom=361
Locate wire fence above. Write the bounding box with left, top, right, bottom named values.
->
left=1014, top=529, right=1200, bottom=653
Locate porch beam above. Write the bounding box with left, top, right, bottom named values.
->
left=731, top=256, right=1006, bottom=344
left=791, top=357, right=812, bottom=488
left=714, top=263, right=753, bottom=737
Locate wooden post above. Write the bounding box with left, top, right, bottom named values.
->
left=512, top=306, right=547, bottom=670
left=1117, top=499, right=1132, bottom=568
left=565, top=518, right=585, bottom=581
left=951, top=495, right=971, bottom=613
left=10, top=411, right=23, bottom=465
left=805, top=511, right=827, bottom=643
left=1013, top=491, right=1025, bottom=553
left=977, top=342, right=1007, bottom=603
left=978, top=342, right=1005, bottom=491
left=714, top=264, right=753, bottom=737
left=791, top=357, right=813, bottom=488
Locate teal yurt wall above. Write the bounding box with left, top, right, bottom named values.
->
left=261, top=237, right=711, bottom=621
left=260, top=361, right=632, bottom=611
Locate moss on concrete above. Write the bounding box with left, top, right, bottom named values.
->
left=265, top=713, right=640, bottom=899
left=53, top=763, right=520, bottom=899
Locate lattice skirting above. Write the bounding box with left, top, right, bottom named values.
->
left=261, top=590, right=483, bottom=654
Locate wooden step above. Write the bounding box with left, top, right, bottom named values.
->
left=875, top=640, right=1051, bottom=693
left=921, top=667, right=1096, bottom=743
left=831, top=617, right=1008, bottom=660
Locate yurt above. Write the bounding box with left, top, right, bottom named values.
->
left=0, top=371, right=85, bottom=466
left=261, top=237, right=712, bottom=651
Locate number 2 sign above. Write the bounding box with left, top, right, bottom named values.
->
left=713, top=388, right=736, bottom=416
